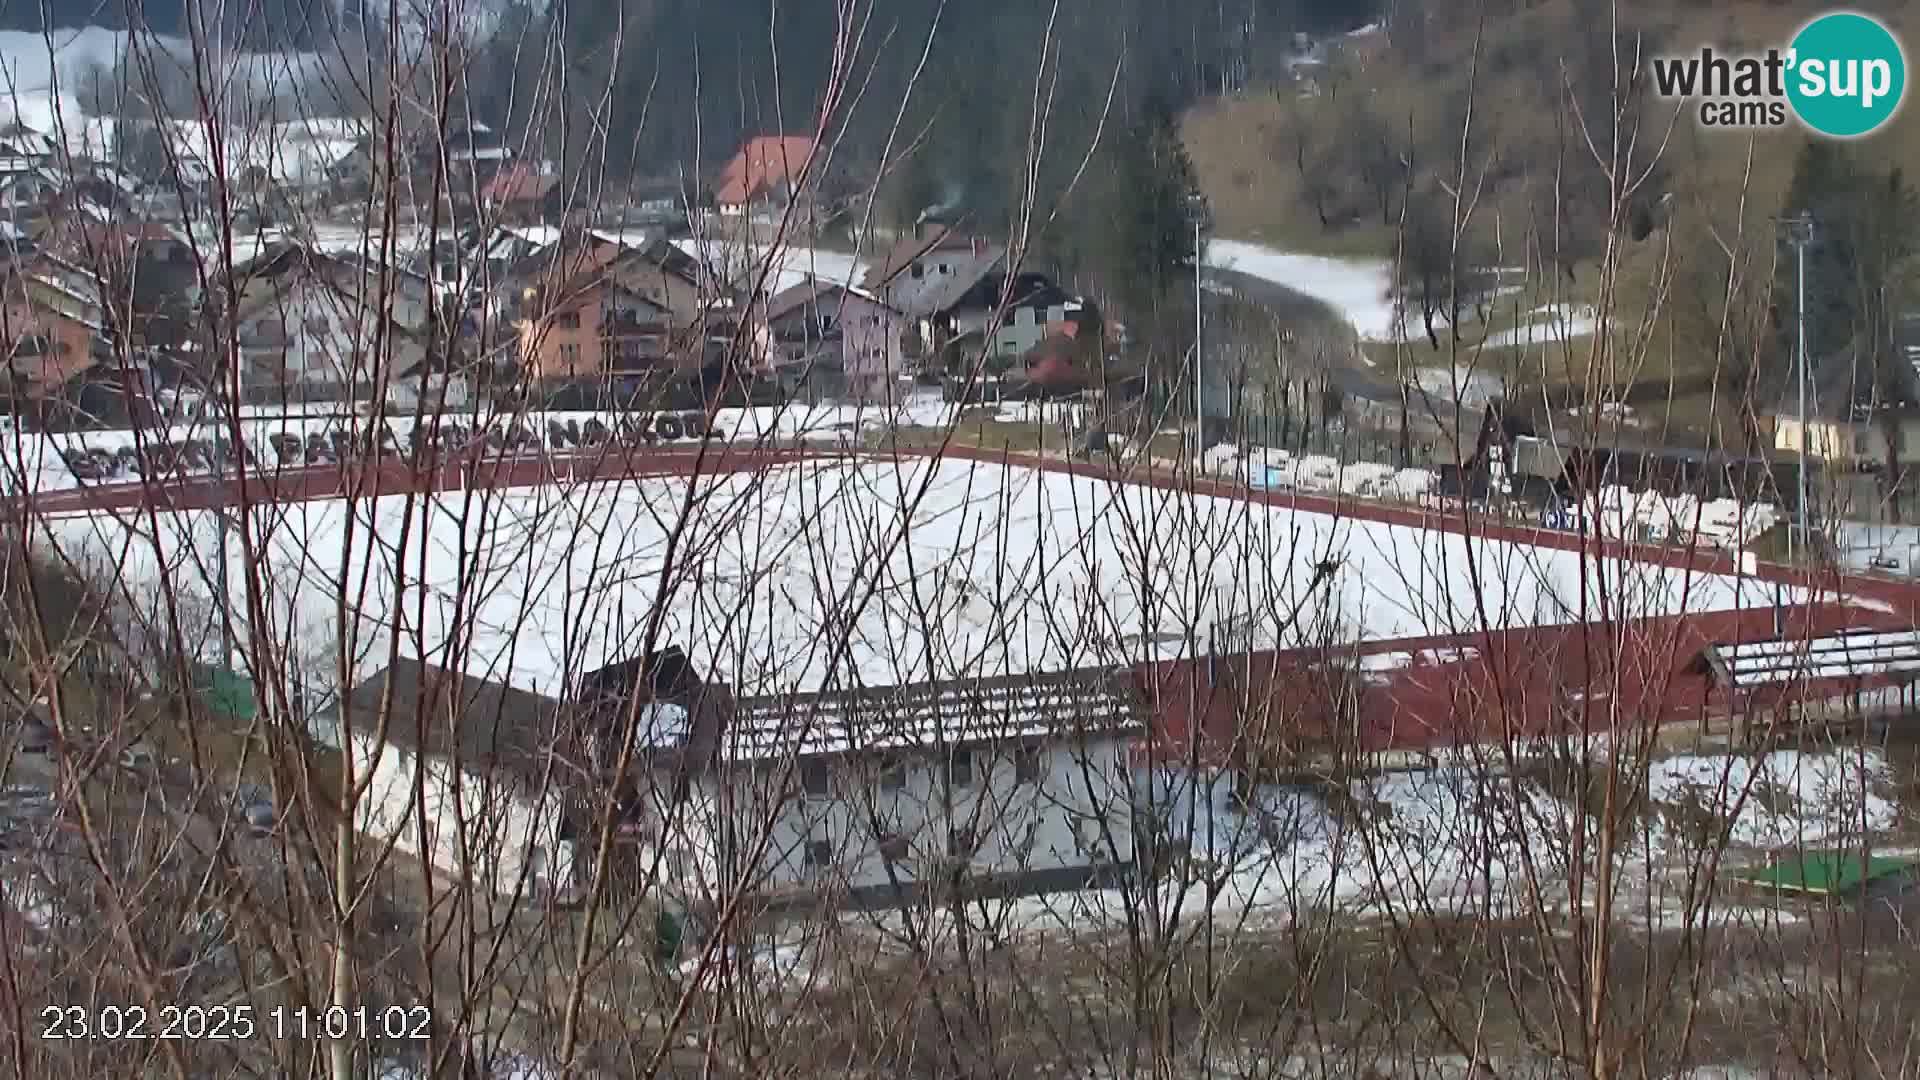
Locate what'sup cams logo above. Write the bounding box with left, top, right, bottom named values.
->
left=1650, top=11, right=1907, bottom=137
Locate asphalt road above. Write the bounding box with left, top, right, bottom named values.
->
left=1208, top=265, right=1391, bottom=396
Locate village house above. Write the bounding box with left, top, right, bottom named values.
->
left=44, top=217, right=200, bottom=353
left=323, top=657, right=582, bottom=899
left=621, top=178, right=689, bottom=228
left=226, top=242, right=429, bottom=401
left=444, top=121, right=515, bottom=177
left=763, top=277, right=904, bottom=403
left=0, top=161, right=64, bottom=217
left=508, top=231, right=767, bottom=392
left=322, top=648, right=738, bottom=903
left=388, top=346, right=475, bottom=414
left=1773, top=323, right=1920, bottom=511
left=862, top=224, right=1087, bottom=364
left=325, top=650, right=1143, bottom=911
left=713, top=135, right=817, bottom=221
left=676, top=669, right=1144, bottom=910
left=481, top=163, right=562, bottom=225
left=0, top=121, right=56, bottom=163
left=861, top=223, right=993, bottom=311
left=0, top=247, right=108, bottom=397
left=516, top=271, right=675, bottom=383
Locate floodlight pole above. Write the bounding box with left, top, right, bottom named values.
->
left=1782, top=213, right=1815, bottom=563
left=1187, top=193, right=1210, bottom=453
left=217, top=503, right=232, bottom=664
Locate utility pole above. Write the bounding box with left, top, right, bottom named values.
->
left=1187, top=192, right=1210, bottom=454
left=217, top=504, right=231, bottom=663
left=1782, top=212, right=1816, bottom=563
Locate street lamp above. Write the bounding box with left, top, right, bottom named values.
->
left=1780, top=212, right=1815, bottom=562
left=1186, top=192, right=1212, bottom=452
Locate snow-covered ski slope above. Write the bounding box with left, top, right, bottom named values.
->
left=1207, top=238, right=1599, bottom=351
left=46, top=456, right=1803, bottom=697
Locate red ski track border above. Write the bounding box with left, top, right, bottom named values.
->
left=18, top=440, right=1920, bottom=623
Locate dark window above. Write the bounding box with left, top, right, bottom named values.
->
left=804, top=838, right=833, bottom=868
left=752, top=761, right=796, bottom=799
left=877, top=755, right=907, bottom=791
left=555, top=311, right=580, bottom=329
left=801, top=758, right=831, bottom=797
left=947, top=749, right=974, bottom=788
left=1014, top=746, right=1043, bottom=785
left=910, top=264, right=924, bottom=279
left=946, top=826, right=977, bottom=859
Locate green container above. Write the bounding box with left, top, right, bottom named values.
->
left=653, top=908, right=684, bottom=965
left=194, top=666, right=257, bottom=720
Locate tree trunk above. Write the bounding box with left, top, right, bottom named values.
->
left=1421, top=272, right=1440, bottom=351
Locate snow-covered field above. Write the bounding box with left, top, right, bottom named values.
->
left=43, top=456, right=1805, bottom=701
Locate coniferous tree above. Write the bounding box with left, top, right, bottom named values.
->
left=1100, top=93, right=1201, bottom=385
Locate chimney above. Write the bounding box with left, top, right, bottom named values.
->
left=971, top=237, right=984, bottom=258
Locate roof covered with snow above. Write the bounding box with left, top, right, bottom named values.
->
left=728, top=666, right=1145, bottom=762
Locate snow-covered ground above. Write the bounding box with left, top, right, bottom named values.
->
left=1835, top=520, right=1920, bottom=574
left=42, top=456, right=1807, bottom=703
left=1412, top=364, right=1504, bottom=409
left=1642, top=749, right=1898, bottom=851
left=1208, top=239, right=1600, bottom=352
left=1483, top=303, right=1599, bottom=348
left=904, top=745, right=1902, bottom=941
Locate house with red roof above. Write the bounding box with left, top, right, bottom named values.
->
left=482, top=164, right=562, bottom=225
left=713, top=135, right=817, bottom=221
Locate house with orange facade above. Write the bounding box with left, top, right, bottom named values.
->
left=0, top=249, right=107, bottom=398
left=516, top=273, right=674, bottom=381
left=513, top=232, right=768, bottom=386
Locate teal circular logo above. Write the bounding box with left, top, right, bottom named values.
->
left=1787, top=12, right=1907, bottom=137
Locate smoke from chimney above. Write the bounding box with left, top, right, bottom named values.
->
left=915, top=181, right=967, bottom=226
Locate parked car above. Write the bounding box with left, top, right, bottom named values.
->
left=15, top=719, right=52, bottom=756
left=233, top=784, right=276, bottom=834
